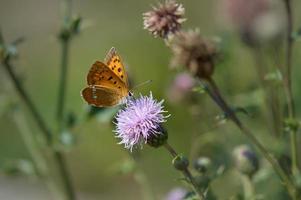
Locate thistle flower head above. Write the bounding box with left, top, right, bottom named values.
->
left=170, top=29, right=217, bottom=79
left=115, top=93, right=169, bottom=151
left=143, top=0, right=186, bottom=38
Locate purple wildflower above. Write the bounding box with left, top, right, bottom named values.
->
left=115, top=92, right=169, bottom=151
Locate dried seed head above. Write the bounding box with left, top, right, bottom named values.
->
left=143, top=0, right=186, bottom=38
left=170, top=29, right=217, bottom=79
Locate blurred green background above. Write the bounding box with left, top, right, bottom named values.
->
left=1, top=0, right=301, bottom=199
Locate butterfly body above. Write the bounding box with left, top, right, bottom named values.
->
left=81, top=47, right=129, bottom=107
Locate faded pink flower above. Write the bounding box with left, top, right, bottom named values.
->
left=143, top=0, right=186, bottom=38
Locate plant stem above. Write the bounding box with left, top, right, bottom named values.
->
left=251, top=46, right=282, bottom=137
left=133, top=169, right=155, bottom=200
left=57, top=0, right=72, bottom=131
left=241, top=175, right=255, bottom=200
left=129, top=153, right=155, bottom=200
left=3, top=59, right=52, bottom=145
left=57, top=39, right=70, bottom=128
left=201, top=78, right=296, bottom=199
left=164, top=143, right=205, bottom=200
left=2, top=59, right=76, bottom=200
left=283, top=0, right=299, bottom=177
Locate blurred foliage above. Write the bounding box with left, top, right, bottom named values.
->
left=1, top=0, right=301, bottom=199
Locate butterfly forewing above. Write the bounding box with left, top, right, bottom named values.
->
left=87, top=61, right=128, bottom=96
left=82, top=47, right=130, bottom=107
left=81, top=86, right=123, bottom=107
left=104, top=47, right=129, bottom=86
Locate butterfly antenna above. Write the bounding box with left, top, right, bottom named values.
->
left=131, top=80, right=153, bottom=91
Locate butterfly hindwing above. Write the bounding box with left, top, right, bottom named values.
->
left=81, top=86, right=123, bottom=107
left=104, top=47, right=129, bottom=86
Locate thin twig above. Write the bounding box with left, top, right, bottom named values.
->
left=283, top=0, right=299, bottom=177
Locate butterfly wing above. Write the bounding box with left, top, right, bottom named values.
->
left=104, top=47, right=129, bottom=87
left=87, top=61, right=128, bottom=96
left=81, top=86, right=123, bottom=107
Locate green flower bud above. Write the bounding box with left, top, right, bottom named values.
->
left=172, top=155, right=189, bottom=171
left=233, top=145, right=259, bottom=177
left=194, top=157, right=212, bottom=174
left=147, top=125, right=168, bottom=148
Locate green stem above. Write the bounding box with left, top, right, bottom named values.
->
left=164, top=143, right=204, bottom=200
left=283, top=0, right=299, bottom=177
left=3, top=59, right=52, bottom=145
left=57, top=39, right=70, bottom=130
left=251, top=46, right=282, bottom=137
left=133, top=169, right=155, bottom=200
left=201, top=78, right=296, bottom=198
left=57, top=0, right=72, bottom=130
left=241, top=175, right=255, bottom=200
left=129, top=153, right=155, bottom=200
left=2, top=58, right=76, bottom=200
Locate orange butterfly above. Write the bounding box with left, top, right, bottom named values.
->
left=81, top=47, right=130, bottom=107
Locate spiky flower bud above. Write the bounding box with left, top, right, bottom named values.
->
left=170, top=29, right=217, bottom=79
left=143, top=0, right=186, bottom=38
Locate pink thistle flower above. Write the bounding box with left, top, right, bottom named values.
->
left=115, top=93, right=169, bottom=151
left=167, top=72, right=196, bottom=103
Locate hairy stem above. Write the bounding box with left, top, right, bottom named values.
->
left=164, top=143, right=204, bottom=200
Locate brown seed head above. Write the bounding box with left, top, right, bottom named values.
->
left=170, top=29, right=217, bottom=79
left=143, top=0, right=186, bottom=38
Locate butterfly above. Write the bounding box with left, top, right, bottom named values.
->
left=81, top=47, right=130, bottom=107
